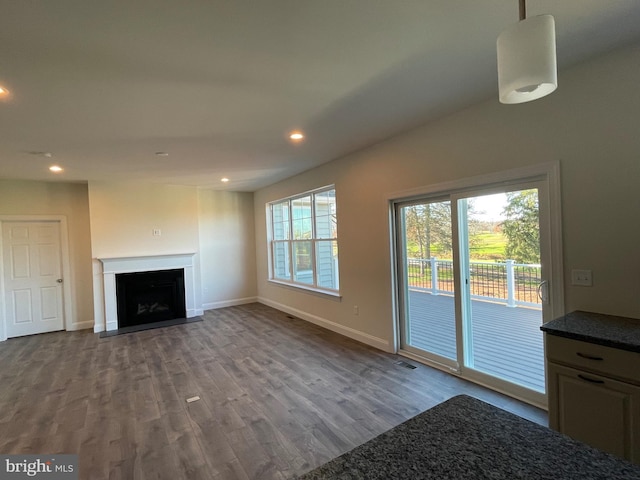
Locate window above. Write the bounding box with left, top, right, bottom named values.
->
left=268, top=186, right=339, bottom=293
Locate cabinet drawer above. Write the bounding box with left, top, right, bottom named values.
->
left=546, top=335, right=640, bottom=384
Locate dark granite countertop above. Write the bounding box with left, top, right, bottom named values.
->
left=540, top=310, right=640, bottom=353
left=296, top=395, right=640, bottom=480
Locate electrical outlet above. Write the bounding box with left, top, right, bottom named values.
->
left=571, top=269, right=592, bottom=286
left=353, top=305, right=359, bottom=316
left=153, top=228, right=161, bottom=236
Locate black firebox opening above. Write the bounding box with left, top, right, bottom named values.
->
left=116, top=269, right=186, bottom=328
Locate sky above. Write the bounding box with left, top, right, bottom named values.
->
left=470, top=193, right=508, bottom=222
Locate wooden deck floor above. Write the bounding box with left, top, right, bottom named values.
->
left=406, top=290, right=545, bottom=392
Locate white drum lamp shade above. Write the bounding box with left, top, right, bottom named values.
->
left=497, top=14, right=557, bottom=104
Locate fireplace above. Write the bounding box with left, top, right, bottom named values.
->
left=116, top=269, right=186, bottom=328
left=96, top=253, right=200, bottom=332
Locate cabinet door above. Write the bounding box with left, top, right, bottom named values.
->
left=548, top=362, right=640, bottom=463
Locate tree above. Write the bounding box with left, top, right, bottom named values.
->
left=404, top=202, right=452, bottom=259
left=501, top=190, right=540, bottom=264
left=404, top=205, right=428, bottom=259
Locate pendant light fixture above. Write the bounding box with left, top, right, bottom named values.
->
left=497, top=0, right=557, bottom=104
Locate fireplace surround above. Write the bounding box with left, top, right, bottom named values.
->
left=97, top=253, right=198, bottom=331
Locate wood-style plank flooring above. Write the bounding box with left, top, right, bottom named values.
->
left=0, top=303, right=547, bottom=479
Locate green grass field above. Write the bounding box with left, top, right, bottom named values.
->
left=406, top=231, right=508, bottom=262
left=469, top=232, right=507, bottom=261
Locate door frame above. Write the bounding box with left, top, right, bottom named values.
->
left=388, top=162, right=564, bottom=407
left=0, top=215, right=74, bottom=341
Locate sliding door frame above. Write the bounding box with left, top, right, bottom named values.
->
left=389, top=162, right=564, bottom=408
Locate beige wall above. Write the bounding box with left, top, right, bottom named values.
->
left=88, top=182, right=200, bottom=258
left=88, top=181, right=257, bottom=329
left=254, top=44, right=640, bottom=351
left=198, top=189, right=257, bottom=307
left=0, top=180, right=94, bottom=330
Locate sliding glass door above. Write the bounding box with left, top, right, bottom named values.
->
left=398, top=199, right=458, bottom=368
left=456, top=188, right=546, bottom=394
left=396, top=179, right=556, bottom=406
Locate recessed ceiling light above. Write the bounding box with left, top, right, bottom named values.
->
left=289, top=131, right=304, bottom=141
left=221, top=177, right=230, bottom=183
left=49, top=165, right=63, bottom=173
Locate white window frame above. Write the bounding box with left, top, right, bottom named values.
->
left=267, top=185, right=340, bottom=296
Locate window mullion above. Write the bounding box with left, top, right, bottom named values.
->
left=288, top=200, right=294, bottom=281
left=269, top=205, right=275, bottom=278
left=311, top=192, right=317, bottom=287
left=311, top=239, right=317, bottom=288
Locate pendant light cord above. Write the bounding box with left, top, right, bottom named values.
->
left=519, top=0, right=526, bottom=21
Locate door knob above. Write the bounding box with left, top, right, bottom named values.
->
left=57, top=278, right=63, bottom=283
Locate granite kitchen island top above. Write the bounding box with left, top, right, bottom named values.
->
left=296, top=395, right=640, bottom=480
left=541, top=310, right=640, bottom=352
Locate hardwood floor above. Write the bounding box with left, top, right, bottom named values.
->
left=0, top=303, right=547, bottom=479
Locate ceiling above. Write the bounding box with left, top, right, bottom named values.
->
left=1, top=1, right=639, bottom=191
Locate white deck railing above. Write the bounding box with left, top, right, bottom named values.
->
left=407, top=257, right=542, bottom=308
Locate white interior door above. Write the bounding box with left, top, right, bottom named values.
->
left=2, top=222, right=64, bottom=338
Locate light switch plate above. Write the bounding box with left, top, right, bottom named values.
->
left=571, top=269, right=592, bottom=286
left=153, top=228, right=161, bottom=236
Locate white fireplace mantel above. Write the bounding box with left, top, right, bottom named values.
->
left=98, top=253, right=199, bottom=331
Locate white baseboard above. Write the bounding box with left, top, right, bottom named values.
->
left=67, top=320, right=94, bottom=332
left=203, top=297, right=258, bottom=311
left=257, top=297, right=392, bottom=352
